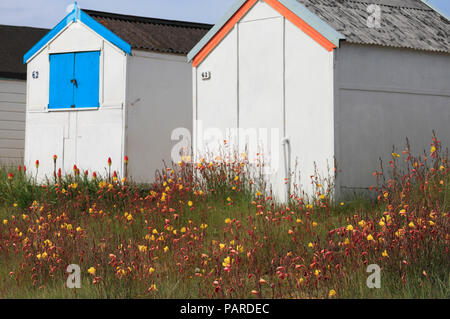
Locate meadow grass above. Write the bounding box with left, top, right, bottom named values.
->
left=0, top=138, right=448, bottom=299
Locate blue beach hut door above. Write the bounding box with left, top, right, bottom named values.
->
left=49, top=51, right=100, bottom=109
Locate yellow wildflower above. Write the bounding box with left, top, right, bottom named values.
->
left=222, top=256, right=231, bottom=268
left=138, top=245, right=147, bottom=253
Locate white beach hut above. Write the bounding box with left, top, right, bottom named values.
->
left=24, top=4, right=211, bottom=181
left=188, top=0, right=450, bottom=200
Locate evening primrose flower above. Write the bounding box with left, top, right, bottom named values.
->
left=408, top=221, right=415, bottom=228
left=308, top=242, right=314, bottom=248
left=312, top=221, right=318, bottom=227
left=329, top=289, right=336, bottom=297
left=367, top=234, right=374, bottom=241
left=188, top=201, right=193, bottom=207
left=346, top=224, right=354, bottom=231
left=163, top=246, right=169, bottom=253
left=138, top=245, right=147, bottom=253
left=200, top=223, right=208, bottom=230
left=3, top=219, right=7, bottom=225
left=344, top=238, right=350, bottom=245
left=382, top=250, right=389, bottom=257
left=149, top=267, right=155, bottom=274
left=88, top=267, right=96, bottom=275
left=222, top=256, right=231, bottom=268
left=181, top=227, right=186, bottom=233
left=225, top=218, right=232, bottom=224
left=395, top=229, right=405, bottom=237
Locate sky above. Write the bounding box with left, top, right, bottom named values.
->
left=0, top=0, right=448, bottom=29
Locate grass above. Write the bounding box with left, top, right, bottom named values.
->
left=0, top=137, right=448, bottom=299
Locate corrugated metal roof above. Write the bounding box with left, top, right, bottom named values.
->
left=0, top=25, right=49, bottom=79
left=84, top=10, right=213, bottom=55
left=296, top=0, right=450, bottom=53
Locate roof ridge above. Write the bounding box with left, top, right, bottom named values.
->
left=83, top=9, right=213, bottom=30
left=0, top=24, right=49, bottom=31
left=337, top=0, right=433, bottom=11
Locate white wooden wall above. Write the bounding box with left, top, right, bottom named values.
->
left=0, top=79, right=26, bottom=166
left=126, top=50, right=193, bottom=183
left=335, top=44, right=450, bottom=196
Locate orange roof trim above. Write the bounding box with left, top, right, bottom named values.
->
left=192, top=0, right=337, bottom=68
left=193, top=0, right=257, bottom=67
